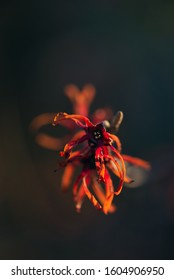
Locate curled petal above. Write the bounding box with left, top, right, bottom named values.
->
left=30, top=112, right=74, bottom=133
left=66, top=150, right=85, bottom=164
left=73, top=170, right=88, bottom=197
left=109, top=146, right=126, bottom=195
left=107, top=160, right=134, bottom=184
left=104, top=154, right=124, bottom=194
left=83, top=177, right=102, bottom=211
left=109, top=133, right=122, bottom=152
left=60, top=134, right=88, bottom=158
left=29, top=113, right=55, bottom=132
left=75, top=171, right=91, bottom=212
left=91, top=174, right=116, bottom=213
left=103, top=193, right=115, bottom=215
left=122, top=155, right=151, bottom=169
left=35, top=133, right=66, bottom=151
left=75, top=182, right=86, bottom=213
left=53, top=112, right=94, bottom=128
left=104, top=168, right=114, bottom=197
left=61, top=164, right=75, bottom=191
left=103, top=169, right=115, bottom=214
left=30, top=113, right=69, bottom=150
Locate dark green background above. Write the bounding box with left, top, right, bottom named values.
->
left=0, top=0, right=174, bottom=259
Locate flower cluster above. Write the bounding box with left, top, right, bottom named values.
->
left=30, top=84, right=150, bottom=214
left=53, top=112, right=150, bottom=214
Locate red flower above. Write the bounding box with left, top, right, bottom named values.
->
left=53, top=112, right=150, bottom=214
left=53, top=113, right=123, bottom=181
left=60, top=149, right=116, bottom=214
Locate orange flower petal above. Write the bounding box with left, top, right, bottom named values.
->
left=75, top=182, right=86, bottom=213
left=109, top=133, right=122, bottom=152
left=107, top=160, right=134, bottom=184
left=60, top=134, right=88, bottom=157
left=83, top=177, right=102, bottom=211
left=64, top=84, right=80, bottom=101
left=122, top=154, right=151, bottom=169
left=103, top=169, right=115, bottom=214
left=104, top=154, right=124, bottom=195
left=91, top=173, right=116, bottom=213
left=53, top=112, right=94, bottom=128
left=61, top=164, right=75, bottom=191
left=73, top=170, right=87, bottom=197
left=29, top=113, right=55, bottom=131
left=109, top=146, right=126, bottom=195
left=104, top=168, right=114, bottom=197
left=103, top=193, right=115, bottom=215
left=82, top=84, right=96, bottom=104
left=35, top=133, right=66, bottom=151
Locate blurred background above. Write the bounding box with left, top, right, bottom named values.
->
left=1, top=0, right=174, bottom=259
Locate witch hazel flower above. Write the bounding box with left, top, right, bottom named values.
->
left=53, top=112, right=150, bottom=214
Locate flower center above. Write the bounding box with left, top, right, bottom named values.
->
left=93, top=130, right=102, bottom=140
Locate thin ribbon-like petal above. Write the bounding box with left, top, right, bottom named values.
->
left=91, top=172, right=116, bottom=213
left=30, top=113, right=55, bottom=131
left=73, top=170, right=88, bottom=197
left=83, top=177, right=102, bottom=211
left=122, top=154, right=151, bottom=169
left=104, top=154, right=124, bottom=194
left=103, top=168, right=115, bottom=214
left=61, top=164, right=75, bottom=191
left=75, top=182, right=86, bottom=213
left=60, top=134, right=88, bottom=157
left=109, top=146, right=126, bottom=195
left=53, top=112, right=94, bottom=128
left=103, top=193, right=114, bottom=214
left=109, top=133, right=122, bottom=152
left=75, top=171, right=91, bottom=212
left=104, top=168, right=114, bottom=197
left=66, top=146, right=90, bottom=164
left=35, top=133, right=67, bottom=151
left=107, top=160, right=134, bottom=184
